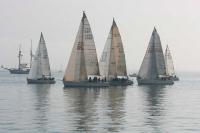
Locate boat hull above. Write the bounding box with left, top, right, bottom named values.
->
left=171, top=76, right=179, bottom=81
left=63, top=81, right=109, bottom=88
left=109, top=79, right=133, bottom=86
left=27, top=78, right=56, bottom=84
left=137, top=78, right=174, bottom=85
left=9, top=69, right=30, bottom=74
left=129, top=74, right=137, bottom=77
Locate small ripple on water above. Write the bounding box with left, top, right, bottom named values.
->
left=0, top=71, right=200, bottom=132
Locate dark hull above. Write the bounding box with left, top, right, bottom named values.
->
left=129, top=74, right=137, bottom=77
left=63, top=81, right=109, bottom=88
left=9, top=69, right=30, bottom=74
left=172, top=76, right=179, bottom=81
left=27, top=78, right=55, bottom=84
left=137, top=78, right=174, bottom=85
left=109, top=79, right=133, bottom=86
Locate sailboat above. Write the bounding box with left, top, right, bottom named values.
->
left=27, top=33, right=55, bottom=84
left=99, top=19, right=133, bottom=86
left=137, top=28, right=174, bottom=85
left=63, top=12, right=109, bottom=87
left=1, top=45, right=30, bottom=74
left=165, top=45, right=179, bottom=81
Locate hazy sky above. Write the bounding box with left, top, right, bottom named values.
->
left=0, top=0, right=200, bottom=72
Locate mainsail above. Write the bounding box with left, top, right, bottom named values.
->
left=165, top=45, right=175, bottom=76
left=138, top=28, right=166, bottom=79
left=82, top=13, right=100, bottom=76
left=64, top=12, right=99, bottom=81
left=100, top=19, right=127, bottom=80
left=28, top=33, right=51, bottom=79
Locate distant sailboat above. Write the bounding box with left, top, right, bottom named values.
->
left=63, top=12, right=109, bottom=87
left=137, top=28, right=174, bottom=85
left=58, top=65, right=63, bottom=73
left=1, top=45, right=30, bottom=74
left=99, top=19, right=133, bottom=86
left=30, top=40, right=33, bottom=68
left=165, top=45, right=179, bottom=81
left=27, top=33, right=55, bottom=84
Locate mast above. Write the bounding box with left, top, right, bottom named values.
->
left=108, top=18, right=117, bottom=79
left=63, top=12, right=88, bottom=81
left=80, top=11, right=87, bottom=80
left=112, top=19, right=127, bottom=77
left=18, top=44, right=22, bottom=70
left=152, top=27, right=157, bottom=76
left=82, top=11, right=100, bottom=76
left=30, top=40, right=33, bottom=68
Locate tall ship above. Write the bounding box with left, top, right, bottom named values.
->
left=99, top=19, right=133, bottom=86
left=27, top=33, right=55, bottom=84
left=1, top=45, right=30, bottom=74
left=63, top=12, right=109, bottom=87
left=137, top=28, right=174, bottom=85
left=165, top=45, right=179, bottom=81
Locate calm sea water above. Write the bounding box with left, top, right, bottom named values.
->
left=0, top=70, right=200, bottom=133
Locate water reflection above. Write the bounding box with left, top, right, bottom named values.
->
left=29, top=84, right=51, bottom=132
left=104, top=86, right=126, bottom=132
left=63, top=88, right=100, bottom=132
left=140, top=85, right=166, bottom=132
left=63, top=87, right=126, bottom=132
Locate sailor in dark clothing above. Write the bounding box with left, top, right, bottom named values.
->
left=89, top=77, right=92, bottom=82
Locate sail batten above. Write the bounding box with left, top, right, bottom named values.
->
left=138, top=28, right=166, bottom=79
left=28, top=33, right=51, bottom=79
left=100, top=20, right=127, bottom=80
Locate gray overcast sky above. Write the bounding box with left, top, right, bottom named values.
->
left=0, top=0, right=200, bottom=72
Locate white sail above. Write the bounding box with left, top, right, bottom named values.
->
left=138, top=28, right=166, bottom=79
left=28, top=33, right=51, bottom=79
left=165, top=45, right=175, bottom=76
left=100, top=19, right=127, bottom=80
left=63, top=12, right=88, bottom=81
left=112, top=20, right=127, bottom=76
left=82, top=13, right=100, bottom=76
left=99, top=30, right=112, bottom=78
